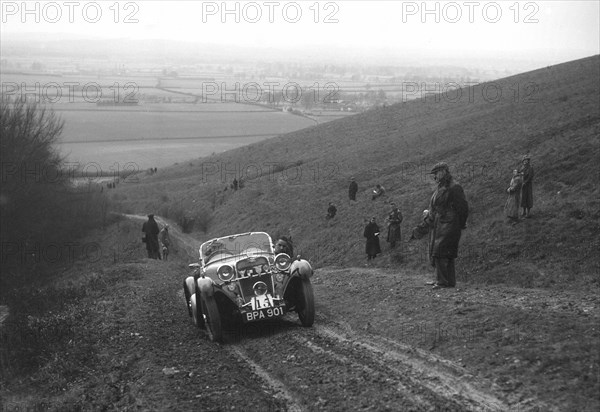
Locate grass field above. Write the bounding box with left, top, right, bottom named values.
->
left=2, top=73, right=320, bottom=169
left=56, top=108, right=314, bottom=169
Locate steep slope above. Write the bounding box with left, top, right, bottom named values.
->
left=112, top=55, right=600, bottom=289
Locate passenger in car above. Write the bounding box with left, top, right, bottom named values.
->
left=274, top=236, right=294, bottom=257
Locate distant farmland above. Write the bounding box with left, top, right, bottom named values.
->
left=57, top=105, right=315, bottom=170
left=1, top=73, right=337, bottom=171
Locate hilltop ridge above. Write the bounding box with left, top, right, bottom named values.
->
left=112, top=55, right=600, bottom=289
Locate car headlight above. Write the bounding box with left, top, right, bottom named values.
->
left=217, top=264, right=235, bottom=282
left=275, top=253, right=292, bottom=271
left=253, top=281, right=268, bottom=296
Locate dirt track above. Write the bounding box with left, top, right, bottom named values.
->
left=111, top=216, right=510, bottom=411
left=3, top=216, right=598, bottom=411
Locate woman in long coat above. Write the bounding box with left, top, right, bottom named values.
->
left=518, top=155, right=534, bottom=218
left=364, top=217, right=381, bottom=260
left=504, top=169, right=523, bottom=222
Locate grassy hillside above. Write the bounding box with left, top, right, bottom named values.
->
left=110, top=55, right=600, bottom=290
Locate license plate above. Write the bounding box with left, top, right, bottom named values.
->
left=243, top=306, right=285, bottom=323
left=250, top=295, right=274, bottom=311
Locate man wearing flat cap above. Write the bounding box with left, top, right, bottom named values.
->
left=411, top=162, right=469, bottom=289
left=142, top=214, right=161, bottom=259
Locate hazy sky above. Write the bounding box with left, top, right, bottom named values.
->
left=1, top=0, right=599, bottom=66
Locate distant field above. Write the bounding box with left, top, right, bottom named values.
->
left=59, top=109, right=313, bottom=143
left=56, top=108, right=314, bottom=169
left=59, top=136, right=277, bottom=173
left=2, top=72, right=344, bottom=169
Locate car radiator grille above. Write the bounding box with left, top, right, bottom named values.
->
left=237, top=273, right=274, bottom=302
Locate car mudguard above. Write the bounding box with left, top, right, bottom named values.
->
left=185, top=276, right=196, bottom=297
left=290, top=259, right=313, bottom=280
left=196, top=276, right=215, bottom=296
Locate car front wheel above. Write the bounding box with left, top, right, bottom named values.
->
left=183, top=279, right=192, bottom=317
left=201, top=294, right=223, bottom=342
left=297, top=278, right=315, bottom=327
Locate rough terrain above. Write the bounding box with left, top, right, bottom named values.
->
left=2, top=216, right=598, bottom=412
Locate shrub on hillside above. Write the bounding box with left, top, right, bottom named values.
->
left=0, top=97, right=110, bottom=294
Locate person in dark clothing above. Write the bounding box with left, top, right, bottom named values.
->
left=142, top=214, right=161, bottom=259
left=232, top=178, right=239, bottom=191
left=364, top=217, right=381, bottom=260
left=517, top=154, right=534, bottom=218
left=326, top=202, right=337, bottom=219
left=274, top=236, right=294, bottom=257
left=348, top=177, right=358, bottom=201
left=411, top=162, right=468, bottom=289
left=386, top=202, right=403, bottom=249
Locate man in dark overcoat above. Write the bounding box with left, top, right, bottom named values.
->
left=142, top=214, right=161, bottom=259
left=411, top=162, right=468, bottom=289
left=364, top=217, right=381, bottom=260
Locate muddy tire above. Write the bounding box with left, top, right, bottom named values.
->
left=297, top=278, right=315, bottom=327
left=192, top=285, right=205, bottom=329
left=201, top=294, right=223, bottom=342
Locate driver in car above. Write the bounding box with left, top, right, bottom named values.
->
left=274, top=236, right=294, bottom=257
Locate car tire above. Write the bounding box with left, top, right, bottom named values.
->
left=183, top=279, right=192, bottom=317
left=297, top=278, right=315, bottom=327
left=201, top=294, right=223, bottom=342
left=192, top=285, right=206, bottom=329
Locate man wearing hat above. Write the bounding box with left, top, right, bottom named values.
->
left=142, top=214, right=160, bottom=259
left=411, top=162, right=469, bottom=289
left=517, top=154, right=534, bottom=218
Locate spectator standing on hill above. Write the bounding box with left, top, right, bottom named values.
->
left=410, top=162, right=469, bottom=289
left=348, top=177, right=358, bottom=201
left=386, top=202, right=403, bottom=248
left=159, top=224, right=172, bottom=260
left=326, top=202, right=337, bottom=219
left=364, top=217, right=381, bottom=260
left=142, top=214, right=161, bottom=259
left=504, top=169, right=523, bottom=224
left=518, top=154, right=534, bottom=218
left=371, top=184, right=386, bottom=200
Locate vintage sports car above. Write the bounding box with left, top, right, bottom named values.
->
left=183, top=232, right=315, bottom=342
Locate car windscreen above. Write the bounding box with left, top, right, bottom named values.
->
left=200, top=233, right=273, bottom=264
